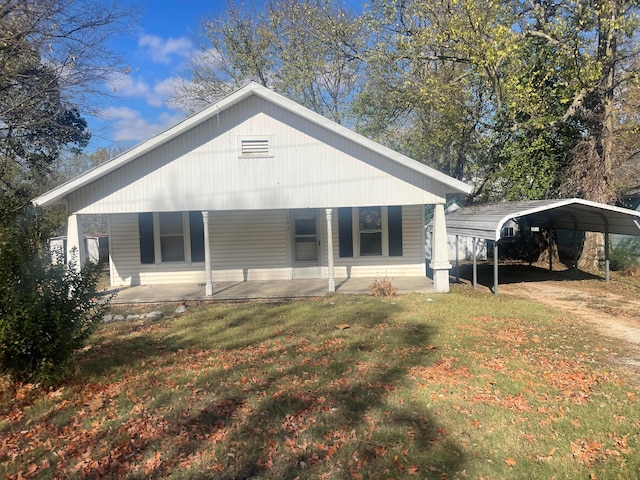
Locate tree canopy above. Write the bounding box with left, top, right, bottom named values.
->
left=0, top=0, right=130, bottom=220
left=0, top=0, right=130, bottom=384
left=175, top=0, right=640, bottom=204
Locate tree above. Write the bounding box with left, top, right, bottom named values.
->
left=0, top=0, right=130, bottom=384
left=172, top=0, right=275, bottom=111
left=353, top=0, right=488, bottom=181
left=0, top=210, right=108, bottom=384
left=0, top=0, right=131, bottom=218
left=173, top=0, right=365, bottom=125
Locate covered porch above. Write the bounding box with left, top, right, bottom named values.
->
left=105, top=276, right=435, bottom=304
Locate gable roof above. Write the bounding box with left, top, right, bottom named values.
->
left=33, top=82, right=471, bottom=208
left=445, top=198, right=640, bottom=241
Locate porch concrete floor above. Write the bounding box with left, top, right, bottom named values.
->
left=105, top=277, right=434, bottom=304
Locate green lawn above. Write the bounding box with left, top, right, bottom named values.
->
left=1, top=287, right=639, bottom=479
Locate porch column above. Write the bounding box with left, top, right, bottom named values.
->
left=66, top=214, right=86, bottom=271
left=325, top=208, right=336, bottom=292
left=202, top=211, right=213, bottom=296
left=429, top=203, right=451, bottom=293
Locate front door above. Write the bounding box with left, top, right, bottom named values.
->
left=292, top=210, right=320, bottom=278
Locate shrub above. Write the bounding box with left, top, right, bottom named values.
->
left=609, top=237, right=640, bottom=271
left=0, top=235, right=109, bottom=384
left=369, top=277, right=398, bottom=297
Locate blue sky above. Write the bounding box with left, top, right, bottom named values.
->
left=87, top=0, right=364, bottom=152
left=87, top=0, right=226, bottom=151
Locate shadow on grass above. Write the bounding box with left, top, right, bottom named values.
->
left=62, top=296, right=466, bottom=478
left=455, top=262, right=604, bottom=289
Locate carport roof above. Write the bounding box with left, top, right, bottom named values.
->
left=445, top=198, right=640, bottom=241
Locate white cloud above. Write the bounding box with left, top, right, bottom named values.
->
left=138, top=34, right=193, bottom=64
left=106, top=72, right=185, bottom=109
left=107, top=72, right=151, bottom=98
left=100, top=106, right=184, bottom=142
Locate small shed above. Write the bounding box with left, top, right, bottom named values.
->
left=48, top=234, right=109, bottom=265
left=445, top=198, right=640, bottom=294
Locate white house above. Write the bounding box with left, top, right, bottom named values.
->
left=33, top=82, right=471, bottom=294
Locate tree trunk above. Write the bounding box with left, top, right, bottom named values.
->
left=598, top=0, right=619, bottom=196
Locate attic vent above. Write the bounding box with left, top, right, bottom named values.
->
left=239, top=136, right=273, bottom=157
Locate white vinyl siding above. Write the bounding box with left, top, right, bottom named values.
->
left=109, top=211, right=289, bottom=286
left=67, top=95, right=447, bottom=215
left=211, top=210, right=289, bottom=281
left=110, top=214, right=206, bottom=286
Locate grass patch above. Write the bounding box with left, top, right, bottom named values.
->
left=1, top=289, right=639, bottom=479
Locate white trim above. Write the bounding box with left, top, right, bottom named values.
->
left=290, top=209, right=322, bottom=278
left=108, top=214, right=114, bottom=286
left=352, top=206, right=391, bottom=257
left=150, top=212, right=204, bottom=265
left=326, top=208, right=335, bottom=292
left=202, top=211, right=213, bottom=296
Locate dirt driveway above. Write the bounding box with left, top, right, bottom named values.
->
left=456, top=264, right=640, bottom=375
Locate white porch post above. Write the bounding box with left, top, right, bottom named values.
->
left=429, top=203, right=451, bottom=293
left=202, top=211, right=213, bottom=296
left=325, top=208, right=336, bottom=292
left=66, top=214, right=86, bottom=271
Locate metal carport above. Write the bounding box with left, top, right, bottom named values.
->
left=445, top=198, right=640, bottom=295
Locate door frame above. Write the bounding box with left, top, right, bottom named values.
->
left=290, top=209, right=324, bottom=278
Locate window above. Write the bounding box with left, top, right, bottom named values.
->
left=238, top=135, right=274, bottom=157
left=159, top=212, right=185, bottom=262
left=359, top=207, right=382, bottom=256
left=338, top=206, right=403, bottom=258
left=138, top=212, right=205, bottom=264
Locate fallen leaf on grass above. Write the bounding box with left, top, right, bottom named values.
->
left=83, top=397, right=104, bottom=412
left=334, top=324, right=350, bottom=330
left=505, top=458, right=517, bottom=466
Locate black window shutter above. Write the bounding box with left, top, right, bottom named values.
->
left=338, top=207, right=353, bottom=257
left=189, top=211, right=205, bottom=262
left=388, top=206, right=403, bottom=257
left=138, top=212, right=155, bottom=264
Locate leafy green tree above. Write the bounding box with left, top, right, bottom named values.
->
left=359, top=0, right=640, bottom=202
left=173, top=0, right=365, bottom=125
left=0, top=0, right=130, bottom=217
left=0, top=1, right=129, bottom=383
left=0, top=211, right=109, bottom=384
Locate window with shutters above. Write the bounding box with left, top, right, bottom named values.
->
left=337, top=206, right=403, bottom=258
left=359, top=206, right=383, bottom=256
left=238, top=135, right=274, bottom=157
left=138, top=212, right=205, bottom=264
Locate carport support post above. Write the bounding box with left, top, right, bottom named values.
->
left=325, top=208, right=336, bottom=292
left=430, top=203, right=452, bottom=293
left=472, top=237, right=478, bottom=290
left=202, top=211, right=213, bottom=296
left=548, top=227, right=553, bottom=272
left=493, top=240, right=499, bottom=296
left=455, top=234, right=460, bottom=282
left=604, top=227, right=610, bottom=283
left=66, top=213, right=86, bottom=272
